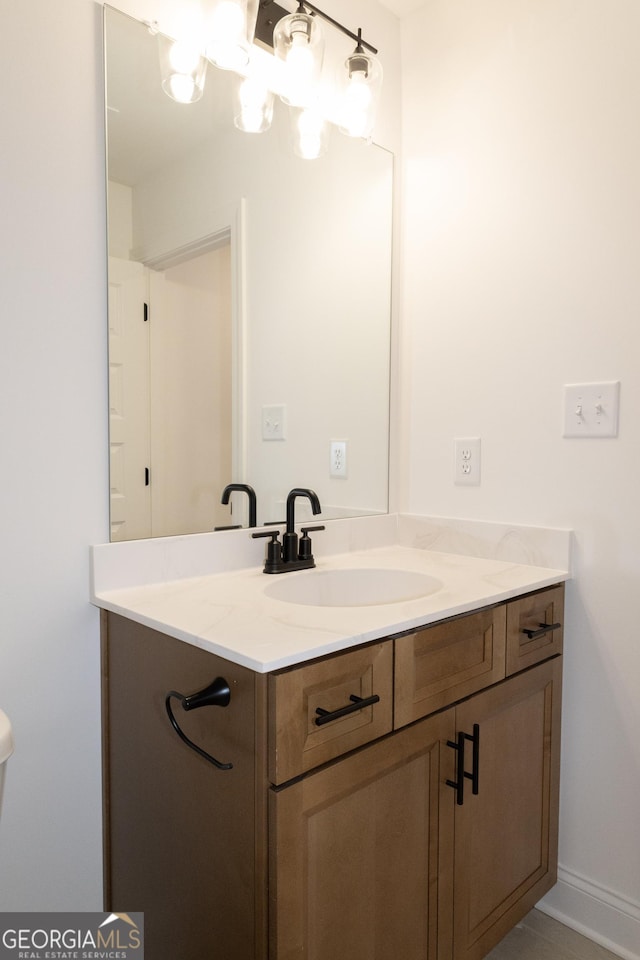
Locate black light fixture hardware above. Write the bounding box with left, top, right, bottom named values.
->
left=255, top=0, right=377, bottom=55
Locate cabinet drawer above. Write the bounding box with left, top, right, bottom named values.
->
left=268, top=642, right=393, bottom=785
left=506, top=584, right=564, bottom=675
left=394, top=606, right=506, bottom=728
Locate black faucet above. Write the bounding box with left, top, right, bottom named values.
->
left=252, top=487, right=324, bottom=573
left=283, top=488, right=322, bottom=562
left=220, top=483, right=257, bottom=528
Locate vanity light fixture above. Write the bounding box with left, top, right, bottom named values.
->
left=264, top=1, right=382, bottom=145
left=156, top=0, right=382, bottom=156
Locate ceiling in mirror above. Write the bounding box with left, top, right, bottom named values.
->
left=105, top=4, right=393, bottom=541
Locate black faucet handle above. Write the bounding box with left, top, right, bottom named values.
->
left=252, top=529, right=283, bottom=573
left=298, top=525, right=325, bottom=561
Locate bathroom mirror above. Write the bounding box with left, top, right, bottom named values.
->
left=105, top=5, right=392, bottom=540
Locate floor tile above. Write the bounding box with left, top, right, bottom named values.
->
left=485, top=909, right=622, bottom=960
left=519, top=910, right=621, bottom=960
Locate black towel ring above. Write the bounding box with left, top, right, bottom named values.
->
left=165, top=677, right=233, bottom=771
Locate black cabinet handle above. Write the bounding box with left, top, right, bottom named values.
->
left=469, top=723, right=480, bottom=796
left=165, top=677, right=233, bottom=770
left=315, top=693, right=380, bottom=727
left=522, top=621, right=561, bottom=640
left=446, top=724, right=480, bottom=805
left=446, top=731, right=466, bottom=805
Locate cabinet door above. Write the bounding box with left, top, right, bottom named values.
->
left=270, top=711, right=455, bottom=960
left=452, top=658, right=562, bottom=960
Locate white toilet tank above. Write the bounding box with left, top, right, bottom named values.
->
left=0, top=709, right=14, bottom=818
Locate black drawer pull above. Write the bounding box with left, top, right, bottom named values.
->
left=166, top=677, right=233, bottom=770
left=315, top=693, right=380, bottom=727
left=522, top=621, right=561, bottom=640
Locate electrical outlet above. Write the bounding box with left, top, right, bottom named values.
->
left=454, top=438, right=481, bottom=485
left=330, top=440, right=348, bottom=478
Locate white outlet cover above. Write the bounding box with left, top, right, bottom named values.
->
left=330, top=440, right=348, bottom=478
left=563, top=381, right=620, bottom=438
left=454, top=437, right=481, bottom=485
left=261, top=404, right=286, bottom=441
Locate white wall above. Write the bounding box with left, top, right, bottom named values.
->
left=400, top=1, right=640, bottom=955
left=0, top=0, right=400, bottom=910
left=0, top=0, right=108, bottom=908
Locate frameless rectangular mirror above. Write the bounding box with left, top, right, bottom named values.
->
left=105, top=4, right=393, bottom=539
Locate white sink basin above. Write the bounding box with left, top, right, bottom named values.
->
left=264, top=568, right=442, bottom=608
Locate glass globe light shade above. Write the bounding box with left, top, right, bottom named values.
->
left=273, top=10, right=324, bottom=107
left=339, top=48, right=383, bottom=140
left=206, top=0, right=255, bottom=71
left=234, top=76, right=274, bottom=133
left=291, top=105, right=330, bottom=160
left=158, top=34, right=207, bottom=104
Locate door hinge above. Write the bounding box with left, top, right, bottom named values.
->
left=145, top=467, right=150, bottom=486
left=143, top=302, right=149, bottom=322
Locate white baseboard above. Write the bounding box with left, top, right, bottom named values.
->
left=538, top=865, right=640, bottom=960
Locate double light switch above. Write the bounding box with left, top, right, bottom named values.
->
left=563, top=382, right=620, bottom=438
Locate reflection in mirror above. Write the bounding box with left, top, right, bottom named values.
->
left=105, top=5, right=393, bottom=541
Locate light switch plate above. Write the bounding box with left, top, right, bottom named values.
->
left=261, top=404, right=286, bottom=440
left=563, top=382, right=620, bottom=437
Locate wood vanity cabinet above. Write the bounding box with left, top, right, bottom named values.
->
left=101, top=583, right=564, bottom=960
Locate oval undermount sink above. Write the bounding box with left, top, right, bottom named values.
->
left=264, top=568, right=442, bottom=608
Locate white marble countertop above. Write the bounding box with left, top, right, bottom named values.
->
left=92, top=541, right=569, bottom=673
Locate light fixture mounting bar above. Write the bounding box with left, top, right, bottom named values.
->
left=255, top=0, right=378, bottom=55
left=300, top=2, right=378, bottom=55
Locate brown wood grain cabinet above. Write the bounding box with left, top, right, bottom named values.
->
left=452, top=657, right=561, bottom=960
left=101, top=583, right=564, bottom=960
